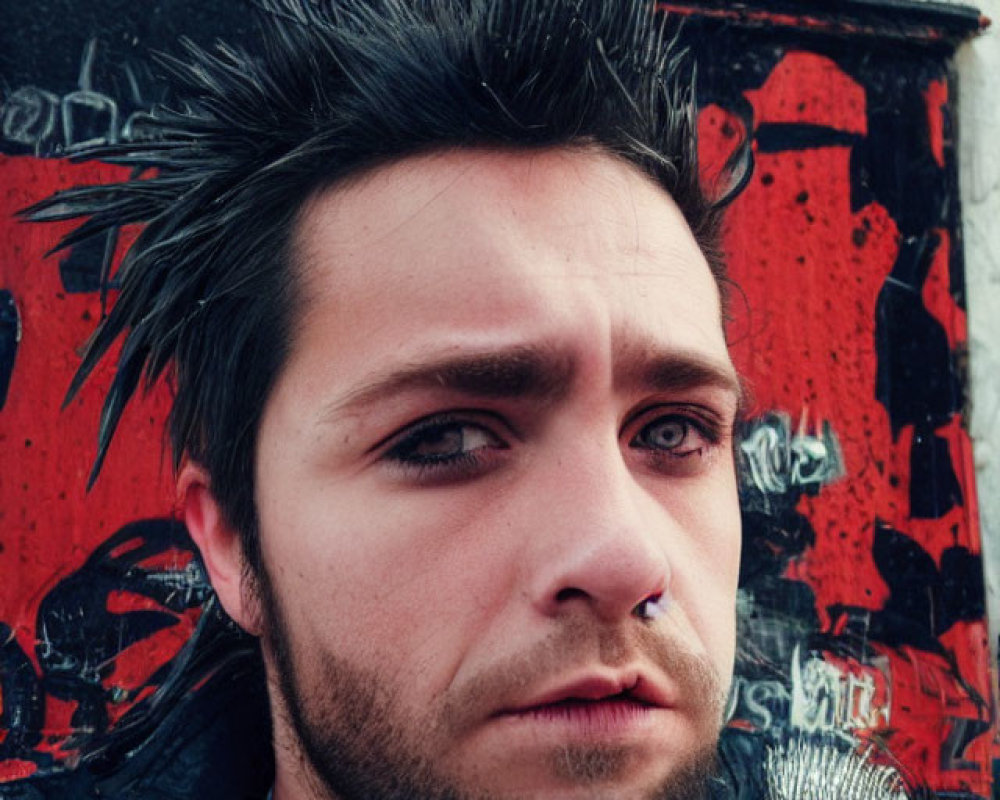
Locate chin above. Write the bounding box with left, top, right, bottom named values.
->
left=441, top=735, right=720, bottom=800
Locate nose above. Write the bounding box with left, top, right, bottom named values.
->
left=527, top=439, right=672, bottom=624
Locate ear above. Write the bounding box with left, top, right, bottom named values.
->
left=178, top=462, right=262, bottom=636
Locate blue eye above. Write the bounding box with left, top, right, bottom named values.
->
left=630, top=415, right=716, bottom=457
left=384, top=416, right=506, bottom=470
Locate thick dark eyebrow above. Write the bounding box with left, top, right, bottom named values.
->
left=326, top=345, right=575, bottom=419
left=324, top=341, right=744, bottom=424
left=613, top=345, right=745, bottom=417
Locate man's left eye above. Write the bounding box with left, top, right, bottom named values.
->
left=630, top=415, right=714, bottom=456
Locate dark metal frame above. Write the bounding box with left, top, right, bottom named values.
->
left=660, top=0, right=986, bottom=47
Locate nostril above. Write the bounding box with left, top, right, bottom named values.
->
left=554, top=587, right=589, bottom=604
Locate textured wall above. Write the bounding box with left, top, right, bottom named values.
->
left=911, top=0, right=1000, bottom=712
left=681, top=12, right=991, bottom=792
left=0, top=3, right=994, bottom=798
left=954, top=0, right=1000, bottom=691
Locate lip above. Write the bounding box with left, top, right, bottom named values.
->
left=504, top=671, right=672, bottom=712
left=494, top=669, right=674, bottom=730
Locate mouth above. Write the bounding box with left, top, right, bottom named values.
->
left=512, top=693, right=655, bottom=726
left=494, top=672, right=672, bottom=735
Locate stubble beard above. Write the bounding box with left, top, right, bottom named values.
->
left=257, top=566, right=725, bottom=800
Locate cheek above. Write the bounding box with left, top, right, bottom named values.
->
left=675, top=454, right=741, bottom=563
left=662, top=469, right=742, bottom=667
left=256, top=476, right=518, bottom=676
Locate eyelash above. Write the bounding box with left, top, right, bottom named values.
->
left=380, top=407, right=722, bottom=481
left=628, top=409, right=721, bottom=460
left=381, top=413, right=508, bottom=481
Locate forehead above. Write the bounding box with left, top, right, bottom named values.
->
left=287, top=147, right=728, bottom=386
left=295, top=147, right=709, bottom=276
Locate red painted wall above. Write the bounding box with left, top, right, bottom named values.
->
left=702, top=49, right=990, bottom=795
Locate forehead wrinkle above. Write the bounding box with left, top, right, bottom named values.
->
left=322, top=343, right=576, bottom=422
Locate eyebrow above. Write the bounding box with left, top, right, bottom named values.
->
left=325, top=341, right=743, bottom=421
left=327, top=345, right=575, bottom=418
left=615, top=349, right=745, bottom=412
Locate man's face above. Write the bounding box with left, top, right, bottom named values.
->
left=253, top=148, right=742, bottom=799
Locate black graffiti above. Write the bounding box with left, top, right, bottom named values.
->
left=0, top=520, right=203, bottom=763
left=691, top=20, right=970, bottom=530
left=34, top=519, right=210, bottom=745
left=942, top=717, right=992, bottom=773
left=870, top=522, right=984, bottom=650
left=909, top=429, right=964, bottom=519
left=874, top=232, right=962, bottom=432
left=0, top=1, right=256, bottom=158
left=0, top=519, right=273, bottom=798
left=851, top=74, right=954, bottom=239
left=0, top=623, right=46, bottom=763
left=822, top=524, right=985, bottom=668
left=863, top=67, right=967, bottom=523
left=58, top=231, right=120, bottom=295
left=755, top=122, right=861, bottom=152
left=0, top=291, right=19, bottom=409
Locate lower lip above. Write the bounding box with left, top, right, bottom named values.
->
left=499, top=698, right=662, bottom=738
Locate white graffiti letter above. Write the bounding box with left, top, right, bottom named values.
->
left=2, top=86, right=60, bottom=151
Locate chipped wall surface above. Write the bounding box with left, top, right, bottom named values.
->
left=911, top=0, right=1000, bottom=723
left=899, top=0, right=1000, bottom=780
left=0, top=2, right=996, bottom=798
left=954, top=0, right=1000, bottom=695
left=685, top=18, right=991, bottom=792
left=858, top=0, right=1000, bottom=772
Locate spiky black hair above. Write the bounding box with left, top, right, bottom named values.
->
left=24, top=0, right=750, bottom=577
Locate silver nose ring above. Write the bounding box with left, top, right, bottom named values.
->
left=633, top=594, right=666, bottom=621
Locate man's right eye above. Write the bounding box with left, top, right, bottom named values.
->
left=381, top=414, right=509, bottom=479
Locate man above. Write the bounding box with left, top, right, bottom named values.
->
left=27, top=0, right=750, bottom=797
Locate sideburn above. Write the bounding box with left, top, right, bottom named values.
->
left=252, top=551, right=465, bottom=800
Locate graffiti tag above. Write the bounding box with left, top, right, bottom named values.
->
left=740, top=411, right=844, bottom=510
left=728, top=645, right=890, bottom=735
left=1, top=39, right=160, bottom=155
